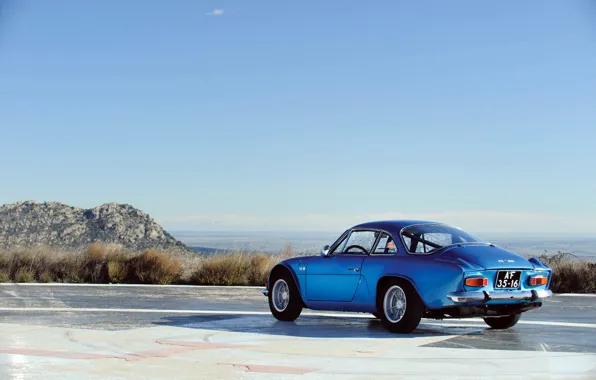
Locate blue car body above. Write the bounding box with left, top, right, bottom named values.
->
left=264, top=220, right=553, bottom=322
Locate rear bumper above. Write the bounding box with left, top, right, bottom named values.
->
left=447, top=289, right=553, bottom=303
left=262, top=288, right=268, bottom=297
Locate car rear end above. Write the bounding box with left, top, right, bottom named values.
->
left=439, top=246, right=553, bottom=316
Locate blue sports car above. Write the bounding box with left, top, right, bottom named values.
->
left=262, top=220, right=553, bottom=333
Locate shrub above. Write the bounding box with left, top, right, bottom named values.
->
left=190, top=253, right=249, bottom=285
left=539, top=252, right=596, bottom=293
left=246, top=254, right=270, bottom=286
left=128, top=249, right=182, bottom=285
left=106, top=253, right=128, bottom=283
left=14, top=267, right=35, bottom=282
left=50, top=255, right=83, bottom=283
left=80, top=243, right=109, bottom=283
left=38, top=270, right=53, bottom=283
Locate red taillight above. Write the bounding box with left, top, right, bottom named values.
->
left=529, top=276, right=548, bottom=286
left=465, top=277, right=488, bottom=287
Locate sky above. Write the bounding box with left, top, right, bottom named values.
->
left=0, top=1, right=595, bottom=235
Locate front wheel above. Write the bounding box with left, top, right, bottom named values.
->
left=483, top=313, right=521, bottom=329
left=268, top=271, right=302, bottom=321
left=377, top=280, right=423, bottom=333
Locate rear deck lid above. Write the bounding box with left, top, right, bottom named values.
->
left=440, top=243, right=535, bottom=270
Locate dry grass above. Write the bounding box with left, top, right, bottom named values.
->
left=189, top=251, right=297, bottom=286
left=128, top=249, right=182, bottom=285
left=0, top=244, right=593, bottom=293
left=538, top=252, right=596, bottom=293
left=0, top=243, right=302, bottom=286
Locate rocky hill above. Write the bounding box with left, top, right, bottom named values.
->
left=0, top=201, right=189, bottom=252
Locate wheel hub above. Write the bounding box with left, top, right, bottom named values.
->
left=383, top=285, right=407, bottom=323
left=272, top=279, right=290, bottom=312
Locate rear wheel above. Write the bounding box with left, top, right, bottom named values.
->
left=377, top=279, right=423, bottom=333
left=483, top=313, right=521, bottom=329
left=268, top=270, right=302, bottom=321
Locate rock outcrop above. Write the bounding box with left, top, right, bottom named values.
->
left=0, top=201, right=188, bottom=251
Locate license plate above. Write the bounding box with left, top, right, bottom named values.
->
left=495, top=270, right=521, bottom=289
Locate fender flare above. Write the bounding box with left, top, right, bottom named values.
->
left=268, top=263, right=303, bottom=295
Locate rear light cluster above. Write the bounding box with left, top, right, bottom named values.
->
left=529, top=275, right=548, bottom=286
left=465, top=277, right=488, bottom=287
left=464, top=274, right=548, bottom=288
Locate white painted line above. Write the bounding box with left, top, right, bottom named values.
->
left=0, top=307, right=271, bottom=315
left=1, top=307, right=595, bottom=329
left=554, top=293, right=596, bottom=297
left=0, top=283, right=264, bottom=289
left=422, top=317, right=596, bottom=329
left=517, top=320, right=596, bottom=329
left=423, top=322, right=487, bottom=329
left=0, top=307, right=372, bottom=319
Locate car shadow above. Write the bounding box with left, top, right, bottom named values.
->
left=152, top=313, right=459, bottom=339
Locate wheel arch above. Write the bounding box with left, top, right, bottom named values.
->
left=375, top=275, right=427, bottom=310
left=268, top=263, right=306, bottom=307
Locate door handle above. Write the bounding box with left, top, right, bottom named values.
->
left=348, top=268, right=360, bottom=272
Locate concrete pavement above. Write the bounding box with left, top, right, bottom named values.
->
left=1, top=284, right=595, bottom=379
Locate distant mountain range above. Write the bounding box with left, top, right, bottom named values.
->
left=0, top=201, right=190, bottom=252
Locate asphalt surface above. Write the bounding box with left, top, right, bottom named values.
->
left=1, top=284, right=595, bottom=379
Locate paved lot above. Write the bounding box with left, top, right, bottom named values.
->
left=1, top=284, right=595, bottom=379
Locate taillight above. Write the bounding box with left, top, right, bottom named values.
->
left=465, top=277, right=488, bottom=287
left=529, top=275, right=548, bottom=286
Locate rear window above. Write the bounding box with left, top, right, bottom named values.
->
left=401, top=224, right=483, bottom=254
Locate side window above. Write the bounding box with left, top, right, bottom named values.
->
left=373, top=232, right=397, bottom=254
left=341, top=230, right=377, bottom=254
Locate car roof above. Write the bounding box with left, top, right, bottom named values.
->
left=351, top=220, right=440, bottom=234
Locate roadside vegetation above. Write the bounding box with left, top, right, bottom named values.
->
left=0, top=244, right=594, bottom=293
left=537, top=251, right=596, bottom=293
left=0, top=242, right=301, bottom=286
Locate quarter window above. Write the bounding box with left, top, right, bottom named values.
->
left=373, top=232, right=398, bottom=254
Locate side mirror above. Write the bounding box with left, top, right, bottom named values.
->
left=320, top=244, right=330, bottom=256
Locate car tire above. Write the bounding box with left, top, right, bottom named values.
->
left=377, top=279, right=423, bottom=334
left=483, top=313, right=521, bottom=329
left=268, top=270, right=302, bottom=322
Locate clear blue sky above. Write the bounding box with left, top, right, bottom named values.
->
left=1, top=1, right=595, bottom=234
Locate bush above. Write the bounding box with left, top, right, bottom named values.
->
left=246, top=254, right=270, bottom=286
left=539, top=252, right=596, bottom=293
left=50, top=255, right=83, bottom=283
left=190, top=253, right=249, bottom=285
left=80, top=243, right=109, bottom=283
left=14, top=267, right=35, bottom=282
left=128, top=249, right=182, bottom=285
left=107, top=254, right=128, bottom=283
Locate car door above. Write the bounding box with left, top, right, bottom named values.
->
left=305, top=229, right=378, bottom=302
